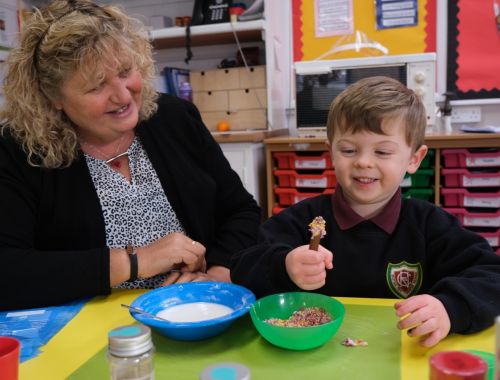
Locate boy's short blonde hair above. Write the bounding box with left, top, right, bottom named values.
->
left=326, top=76, right=427, bottom=152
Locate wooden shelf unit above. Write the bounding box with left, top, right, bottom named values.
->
left=150, top=20, right=266, bottom=49
left=264, top=132, right=500, bottom=217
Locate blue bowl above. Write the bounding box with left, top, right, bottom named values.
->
left=129, top=282, right=255, bottom=341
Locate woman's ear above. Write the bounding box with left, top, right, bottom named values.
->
left=52, top=101, right=63, bottom=111
left=407, top=145, right=428, bottom=174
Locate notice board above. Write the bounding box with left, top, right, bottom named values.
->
left=447, top=0, right=500, bottom=100
left=292, top=0, right=436, bottom=62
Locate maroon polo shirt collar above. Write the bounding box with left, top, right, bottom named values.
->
left=331, top=185, right=402, bottom=234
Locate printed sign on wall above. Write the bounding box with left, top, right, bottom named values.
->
left=376, top=0, right=418, bottom=30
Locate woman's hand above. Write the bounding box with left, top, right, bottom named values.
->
left=161, top=265, right=230, bottom=286
left=137, top=232, right=206, bottom=279
left=285, top=245, right=333, bottom=290
left=394, top=294, right=451, bottom=347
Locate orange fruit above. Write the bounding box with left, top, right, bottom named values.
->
left=216, top=120, right=230, bottom=132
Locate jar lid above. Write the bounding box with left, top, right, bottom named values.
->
left=429, top=351, right=488, bottom=380
left=108, top=324, right=153, bottom=357
left=199, top=362, right=251, bottom=380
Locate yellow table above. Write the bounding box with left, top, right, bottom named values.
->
left=20, top=290, right=494, bottom=380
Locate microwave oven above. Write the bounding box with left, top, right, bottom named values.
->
left=294, top=53, right=436, bottom=136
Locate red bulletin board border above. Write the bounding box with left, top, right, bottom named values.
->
left=447, top=0, right=500, bottom=99
left=292, top=0, right=303, bottom=62
left=425, top=0, right=436, bottom=52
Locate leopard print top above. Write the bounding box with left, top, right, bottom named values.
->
left=85, top=137, right=185, bottom=289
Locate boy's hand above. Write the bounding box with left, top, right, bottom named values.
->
left=285, top=245, right=333, bottom=291
left=394, top=294, right=451, bottom=347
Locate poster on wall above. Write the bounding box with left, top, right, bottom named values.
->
left=375, top=0, right=418, bottom=30
left=314, top=0, right=353, bottom=37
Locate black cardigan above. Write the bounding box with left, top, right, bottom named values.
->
left=0, top=94, right=261, bottom=310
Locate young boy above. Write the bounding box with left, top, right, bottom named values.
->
left=231, top=76, right=500, bottom=347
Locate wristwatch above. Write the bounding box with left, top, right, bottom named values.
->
left=125, top=244, right=138, bottom=282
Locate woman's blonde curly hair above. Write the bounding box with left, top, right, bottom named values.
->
left=0, top=0, right=158, bottom=168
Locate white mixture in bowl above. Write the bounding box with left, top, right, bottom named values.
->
left=156, top=302, right=234, bottom=322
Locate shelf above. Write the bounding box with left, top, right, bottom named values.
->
left=150, top=20, right=266, bottom=49
left=264, top=134, right=500, bottom=217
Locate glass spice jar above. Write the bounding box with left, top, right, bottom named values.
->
left=107, top=324, right=155, bottom=380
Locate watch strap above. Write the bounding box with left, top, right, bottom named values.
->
left=126, top=244, right=138, bottom=282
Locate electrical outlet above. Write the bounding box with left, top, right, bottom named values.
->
left=451, top=106, right=481, bottom=123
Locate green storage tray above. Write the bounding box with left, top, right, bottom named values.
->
left=401, top=169, right=434, bottom=188
left=402, top=188, right=434, bottom=201
left=419, top=149, right=435, bottom=169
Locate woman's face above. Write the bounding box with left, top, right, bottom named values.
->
left=54, top=64, right=143, bottom=142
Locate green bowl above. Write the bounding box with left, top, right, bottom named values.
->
left=250, top=292, right=345, bottom=350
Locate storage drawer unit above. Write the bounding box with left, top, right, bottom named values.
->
left=477, top=229, right=500, bottom=248
left=442, top=148, right=500, bottom=168
left=273, top=152, right=333, bottom=170
left=441, top=188, right=500, bottom=208
left=400, top=169, right=434, bottom=188
left=441, top=168, right=500, bottom=188
left=275, top=188, right=335, bottom=206
left=274, top=169, right=336, bottom=188
left=443, top=208, right=500, bottom=228
left=191, top=65, right=267, bottom=131
left=419, top=149, right=435, bottom=168
left=265, top=135, right=500, bottom=219
left=402, top=188, right=434, bottom=201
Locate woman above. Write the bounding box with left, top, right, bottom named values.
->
left=0, top=0, right=260, bottom=310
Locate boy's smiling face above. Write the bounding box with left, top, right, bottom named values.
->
left=330, top=116, right=427, bottom=218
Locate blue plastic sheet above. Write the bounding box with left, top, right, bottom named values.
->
left=0, top=298, right=89, bottom=362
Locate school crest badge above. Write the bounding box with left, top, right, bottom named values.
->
left=386, top=261, right=422, bottom=299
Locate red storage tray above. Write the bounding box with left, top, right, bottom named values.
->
left=272, top=206, right=286, bottom=215
left=442, top=148, right=500, bottom=168
left=275, top=187, right=335, bottom=206
left=273, top=152, right=333, bottom=170
left=477, top=228, right=500, bottom=248
left=443, top=208, right=500, bottom=228
left=441, top=188, right=500, bottom=208
left=441, top=168, right=500, bottom=188
left=274, top=169, right=336, bottom=188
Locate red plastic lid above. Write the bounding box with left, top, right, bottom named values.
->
left=429, top=351, right=488, bottom=380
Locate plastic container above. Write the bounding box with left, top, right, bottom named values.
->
left=429, top=351, right=487, bottom=380
left=107, top=324, right=155, bottom=380
left=200, top=362, right=251, bottom=380
left=443, top=208, right=500, bottom=228
left=402, top=188, right=434, bottom=201
left=400, top=169, right=434, bottom=188
left=272, top=206, right=285, bottom=215
left=178, top=81, right=193, bottom=102
left=274, top=187, right=335, bottom=206
left=249, top=292, right=345, bottom=351
left=274, top=169, right=336, bottom=188
left=420, top=149, right=435, bottom=169
left=441, top=188, right=500, bottom=208
left=476, top=228, right=500, bottom=248
left=0, top=337, right=20, bottom=380
left=441, top=169, right=500, bottom=188
left=273, top=152, right=333, bottom=170
left=442, top=148, right=500, bottom=168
